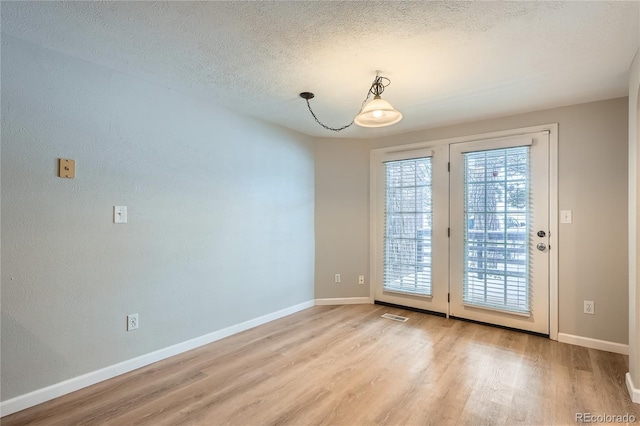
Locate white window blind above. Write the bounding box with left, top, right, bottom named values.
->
left=383, top=157, right=432, bottom=296
left=463, top=146, right=530, bottom=314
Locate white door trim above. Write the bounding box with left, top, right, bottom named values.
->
left=548, top=124, right=559, bottom=341
left=369, top=123, right=559, bottom=340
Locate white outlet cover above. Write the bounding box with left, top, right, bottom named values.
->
left=583, top=301, right=594, bottom=315
left=114, top=206, right=128, bottom=223
left=127, top=313, right=139, bottom=330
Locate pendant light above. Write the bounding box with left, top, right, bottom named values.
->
left=300, top=71, right=402, bottom=132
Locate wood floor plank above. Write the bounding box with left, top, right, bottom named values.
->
left=3, top=305, right=638, bottom=426
left=505, top=335, right=556, bottom=425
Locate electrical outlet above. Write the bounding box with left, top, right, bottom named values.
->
left=358, top=275, right=365, bottom=285
left=334, top=274, right=341, bottom=283
left=127, top=313, right=139, bottom=331
left=583, top=301, right=594, bottom=315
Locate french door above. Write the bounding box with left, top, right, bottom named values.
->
left=371, top=129, right=552, bottom=335
left=371, top=145, right=449, bottom=314
left=450, top=134, right=549, bottom=334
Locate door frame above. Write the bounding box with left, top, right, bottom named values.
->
left=369, top=123, right=559, bottom=340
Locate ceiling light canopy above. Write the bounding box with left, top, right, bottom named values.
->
left=300, top=72, right=402, bottom=132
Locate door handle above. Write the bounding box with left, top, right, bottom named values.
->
left=536, top=243, right=547, bottom=251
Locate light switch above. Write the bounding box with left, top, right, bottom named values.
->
left=560, top=210, right=572, bottom=224
left=114, top=206, right=127, bottom=224
left=58, top=159, right=75, bottom=178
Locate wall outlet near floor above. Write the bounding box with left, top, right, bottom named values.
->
left=358, top=275, right=365, bottom=285
left=583, top=301, right=594, bottom=315
left=334, top=274, right=341, bottom=283
left=127, top=313, right=139, bottom=331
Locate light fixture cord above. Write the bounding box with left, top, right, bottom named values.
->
left=304, top=99, right=354, bottom=132
left=368, top=75, right=390, bottom=98
left=303, top=73, right=392, bottom=132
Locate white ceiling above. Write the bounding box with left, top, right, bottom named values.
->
left=2, top=1, right=639, bottom=138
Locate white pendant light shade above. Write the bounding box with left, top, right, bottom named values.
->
left=354, top=95, right=403, bottom=128
left=300, top=73, right=402, bottom=131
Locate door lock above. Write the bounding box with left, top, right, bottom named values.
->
left=537, top=230, right=546, bottom=238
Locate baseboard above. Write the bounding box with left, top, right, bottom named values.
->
left=0, top=299, right=315, bottom=417
left=315, top=297, right=372, bottom=305
left=558, top=333, right=628, bottom=355
left=627, top=373, right=640, bottom=403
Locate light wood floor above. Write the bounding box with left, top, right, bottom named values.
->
left=3, top=304, right=638, bottom=426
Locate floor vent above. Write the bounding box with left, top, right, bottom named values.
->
left=381, top=313, right=409, bottom=322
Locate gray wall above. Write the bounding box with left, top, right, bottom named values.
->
left=314, top=139, right=371, bottom=298
left=316, top=97, right=629, bottom=344
left=1, top=36, right=315, bottom=401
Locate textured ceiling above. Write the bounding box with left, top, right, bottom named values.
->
left=2, top=1, right=639, bottom=138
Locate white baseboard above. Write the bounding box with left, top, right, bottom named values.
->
left=315, top=297, right=372, bottom=306
left=626, top=373, right=640, bottom=403
left=558, top=333, right=628, bottom=355
left=0, top=300, right=315, bottom=417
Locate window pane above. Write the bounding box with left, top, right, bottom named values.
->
left=463, top=147, right=530, bottom=313
left=384, top=157, right=432, bottom=296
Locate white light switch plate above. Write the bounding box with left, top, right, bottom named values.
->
left=114, top=206, right=127, bottom=224
left=560, top=210, right=572, bottom=224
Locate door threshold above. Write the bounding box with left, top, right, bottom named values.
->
left=449, top=315, right=549, bottom=338
left=373, top=301, right=549, bottom=338
left=374, top=300, right=446, bottom=318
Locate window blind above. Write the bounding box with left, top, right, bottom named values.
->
left=383, top=157, right=432, bottom=296
left=463, top=146, right=530, bottom=314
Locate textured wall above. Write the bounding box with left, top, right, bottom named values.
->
left=1, top=36, right=315, bottom=401
left=315, top=97, right=629, bottom=344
